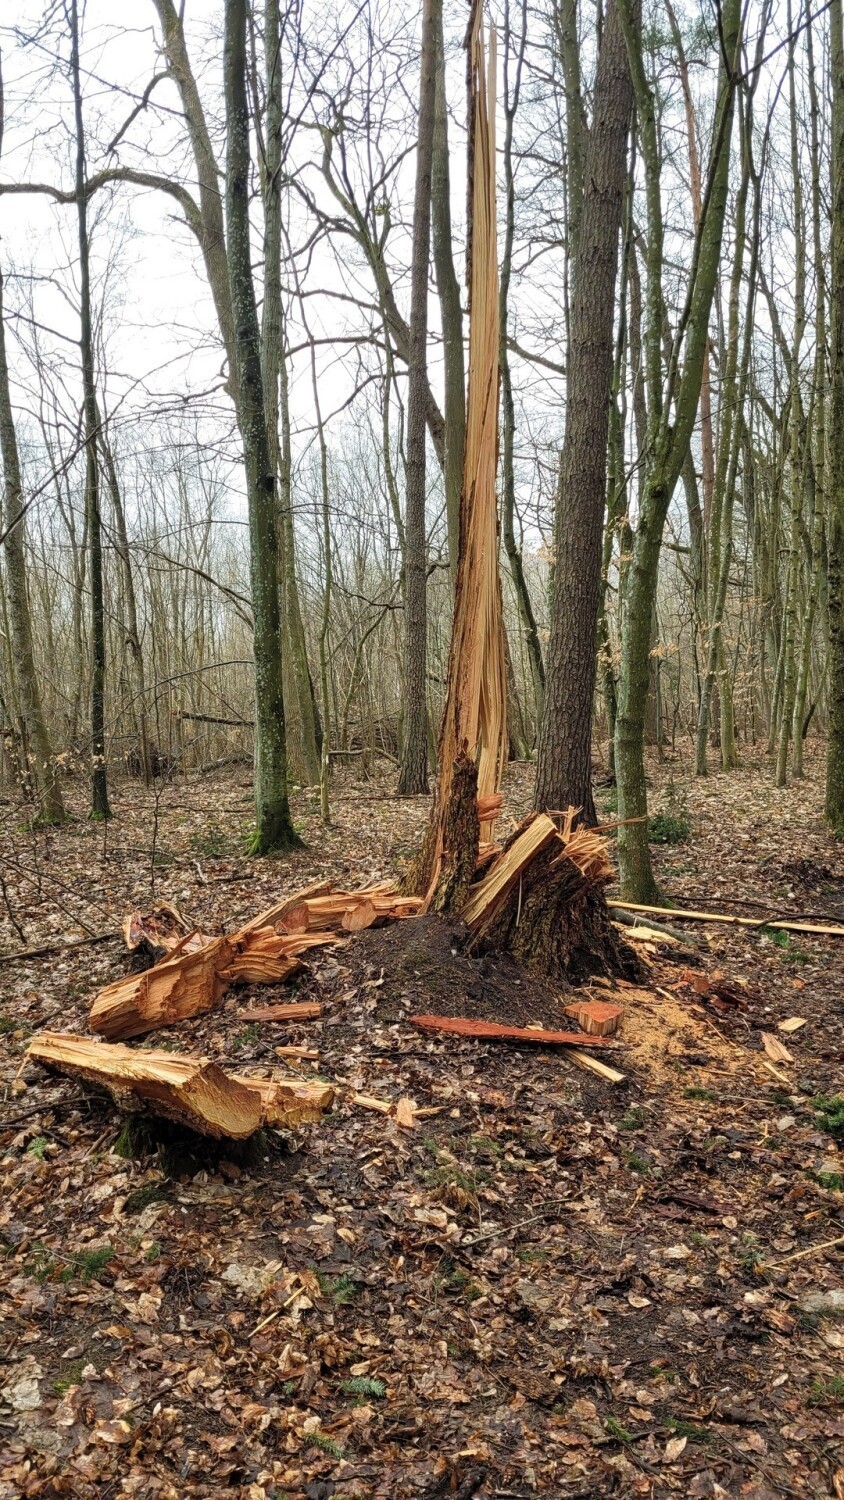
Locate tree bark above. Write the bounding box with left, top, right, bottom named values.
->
left=431, top=0, right=465, bottom=580
left=224, top=0, right=297, bottom=853
left=534, top=0, right=634, bottom=820
left=70, top=0, right=110, bottom=821
left=397, top=0, right=437, bottom=797
left=827, top=0, right=844, bottom=828
left=0, top=269, right=65, bottom=822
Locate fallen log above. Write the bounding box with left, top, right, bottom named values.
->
left=27, top=1033, right=333, bottom=1138
left=409, top=1013, right=615, bottom=1048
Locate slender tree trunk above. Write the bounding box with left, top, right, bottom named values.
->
left=99, top=421, right=151, bottom=785
left=69, top=0, right=111, bottom=820
left=534, top=0, right=634, bottom=819
left=397, top=0, right=436, bottom=796
left=431, top=0, right=465, bottom=580
left=224, top=0, right=296, bottom=853
left=828, top=0, right=844, bottom=827
left=0, top=269, right=65, bottom=822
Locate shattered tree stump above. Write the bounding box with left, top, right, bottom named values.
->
left=460, top=812, right=641, bottom=985
left=28, top=1033, right=334, bottom=1139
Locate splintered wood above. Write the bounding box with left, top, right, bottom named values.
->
left=410, top=1014, right=614, bottom=1048
left=27, top=1033, right=333, bottom=1139
left=94, top=879, right=416, bottom=1042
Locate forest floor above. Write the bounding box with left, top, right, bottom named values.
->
left=2, top=747, right=844, bottom=1499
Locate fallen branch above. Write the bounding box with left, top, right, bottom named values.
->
left=606, top=900, right=844, bottom=938
left=0, top=931, right=119, bottom=965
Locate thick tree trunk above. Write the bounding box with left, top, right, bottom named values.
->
left=224, top=0, right=297, bottom=853
left=534, top=0, right=633, bottom=821
left=397, top=0, right=437, bottom=797
left=70, top=0, right=110, bottom=821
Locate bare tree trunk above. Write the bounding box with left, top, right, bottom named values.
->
left=397, top=0, right=437, bottom=797
left=98, top=420, right=151, bottom=785
left=431, top=0, right=465, bottom=579
left=827, top=0, right=844, bottom=828
left=0, top=268, right=65, bottom=822
left=69, top=0, right=110, bottom=820
left=224, top=0, right=296, bottom=853
left=534, top=0, right=634, bottom=821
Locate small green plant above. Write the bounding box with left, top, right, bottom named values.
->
left=469, top=1134, right=502, bottom=1159
left=812, top=1095, right=844, bottom=1140
left=736, top=1233, right=764, bottom=1274
left=814, top=1171, right=844, bottom=1192
left=649, top=811, right=691, bottom=845
left=233, top=1024, right=259, bottom=1049
left=667, top=1416, right=710, bottom=1443
left=282, top=1379, right=298, bottom=1398
left=807, top=1376, right=844, bottom=1407
left=52, top=1358, right=87, bottom=1396
left=685, top=1086, right=718, bottom=1102
left=316, top=1270, right=358, bottom=1305
left=623, top=1150, right=652, bottom=1175
left=604, top=1415, right=633, bottom=1443
left=339, top=1376, right=386, bottom=1399
left=305, top=1431, right=345, bottom=1459
left=190, top=823, right=229, bottom=858
left=0, top=1015, right=16, bottom=1034
left=65, top=1246, right=114, bottom=1284
left=145, top=1241, right=162, bottom=1262
left=436, top=1259, right=482, bottom=1301
left=517, top=1247, right=548, bottom=1263
left=618, top=1106, right=648, bottom=1131
left=124, top=1179, right=170, bottom=1214
left=27, top=1136, right=49, bottom=1160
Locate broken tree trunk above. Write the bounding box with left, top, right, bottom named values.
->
left=27, top=1033, right=334, bottom=1138
left=460, top=811, right=641, bottom=984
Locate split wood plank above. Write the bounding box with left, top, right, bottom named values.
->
left=409, top=1013, right=613, bottom=1047
left=238, top=1002, right=323, bottom=1022
left=461, top=814, right=559, bottom=931
left=27, top=1033, right=333, bottom=1138
left=564, top=1048, right=626, bottom=1085
left=394, top=1097, right=417, bottom=1130
left=607, top=900, right=844, bottom=938
left=274, top=1045, right=320, bottom=1060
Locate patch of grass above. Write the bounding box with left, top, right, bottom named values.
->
left=0, top=1015, right=17, bottom=1034
left=469, top=1134, right=502, bottom=1159
left=339, top=1376, right=386, bottom=1399
left=436, top=1258, right=482, bottom=1301
left=618, top=1106, right=648, bottom=1131
left=735, top=1233, right=765, bottom=1274
left=686, top=1230, right=710, bottom=1249
left=667, top=1415, right=710, bottom=1443
left=52, top=1358, right=87, bottom=1396
left=761, top=928, right=810, bottom=963
left=145, top=1241, right=162, bottom=1263
left=63, top=1246, right=114, bottom=1284
left=516, top=1247, right=548, bottom=1263
left=685, top=1086, right=718, bottom=1102
left=27, top=1136, right=49, bottom=1160
left=424, top=1161, right=485, bottom=1194
left=812, top=1095, right=844, bottom=1140
left=604, top=1415, right=633, bottom=1443
left=807, top=1376, right=844, bottom=1407
left=304, top=1431, right=345, bottom=1459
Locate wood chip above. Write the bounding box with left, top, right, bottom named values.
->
left=778, top=1016, right=807, bottom=1034
left=564, top=1000, right=623, bottom=1036
left=394, top=1097, right=417, bottom=1129
left=274, top=1046, right=319, bottom=1060
left=761, top=1031, right=794, bottom=1064
left=351, top=1093, right=394, bottom=1115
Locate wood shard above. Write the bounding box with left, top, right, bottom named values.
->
left=238, top=1002, right=323, bottom=1022
left=564, top=999, right=623, bottom=1036
left=274, top=1045, right=319, bottom=1060
left=778, top=1016, right=807, bottom=1034
left=761, top=1031, right=794, bottom=1064
left=351, top=1093, right=394, bottom=1114
left=460, top=814, right=559, bottom=932
left=394, top=1096, right=417, bottom=1129
left=565, top=1048, right=626, bottom=1085
left=90, top=936, right=233, bottom=1042
left=342, top=900, right=378, bottom=932
left=27, top=1033, right=332, bottom=1138
left=220, top=928, right=336, bottom=985
left=409, top=1013, right=612, bottom=1048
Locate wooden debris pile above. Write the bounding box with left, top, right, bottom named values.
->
left=92, top=879, right=420, bottom=1042
left=27, top=878, right=419, bottom=1141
